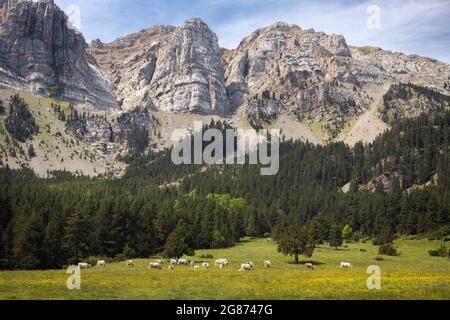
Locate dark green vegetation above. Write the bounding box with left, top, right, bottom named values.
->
left=380, top=83, right=450, bottom=125
left=4, top=94, right=38, bottom=142
left=0, top=110, right=449, bottom=270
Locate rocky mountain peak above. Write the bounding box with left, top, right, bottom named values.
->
left=90, top=18, right=229, bottom=114
left=0, top=0, right=117, bottom=111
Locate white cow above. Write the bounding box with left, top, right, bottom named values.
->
left=170, top=259, right=178, bottom=265
left=340, top=262, right=353, bottom=269
left=78, top=263, right=91, bottom=269
left=305, top=263, right=315, bottom=270
left=149, top=262, right=162, bottom=270
left=264, top=261, right=272, bottom=268
left=202, top=262, right=210, bottom=269
left=215, top=259, right=229, bottom=267
left=177, top=259, right=189, bottom=265
left=239, top=263, right=253, bottom=272
left=193, top=266, right=200, bottom=270
left=126, top=260, right=135, bottom=267
left=97, top=260, right=106, bottom=267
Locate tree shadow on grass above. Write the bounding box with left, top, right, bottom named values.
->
left=287, top=260, right=325, bottom=266
left=317, top=246, right=351, bottom=252
left=232, top=239, right=252, bottom=247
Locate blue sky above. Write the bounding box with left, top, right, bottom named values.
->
left=55, top=0, right=450, bottom=63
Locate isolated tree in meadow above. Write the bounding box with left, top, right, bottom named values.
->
left=329, top=224, right=343, bottom=250
left=278, top=224, right=315, bottom=264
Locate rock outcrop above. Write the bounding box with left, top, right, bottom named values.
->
left=89, top=18, right=229, bottom=114
left=0, top=0, right=117, bottom=111
left=223, top=23, right=370, bottom=126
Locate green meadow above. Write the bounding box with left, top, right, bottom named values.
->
left=0, top=238, right=449, bottom=300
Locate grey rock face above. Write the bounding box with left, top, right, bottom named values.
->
left=90, top=18, right=229, bottom=115
left=224, top=22, right=368, bottom=125
left=151, top=18, right=229, bottom=114
left=0, top=0, right=117, bottom=110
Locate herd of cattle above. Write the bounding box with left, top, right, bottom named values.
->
left=76, top=259, right=354, bottom=271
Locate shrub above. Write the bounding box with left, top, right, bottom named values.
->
left=86, top=256, right=113, bottom=266
left=379, top=244, right=399, bottom=256
left=428, top=244, right=448, bottom=257
left=436, top=226, right=450, bottom=239
left=123, top=245, right=137, bottom=259
left=114, top=253, right=127, bottom=262
left=27, top=144, right=36, bottom=158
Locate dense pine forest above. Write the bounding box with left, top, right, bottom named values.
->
left=0, top=111, right=449, bottom=270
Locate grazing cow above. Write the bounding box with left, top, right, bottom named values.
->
left=170, top=259, right=178, bottom=265
left=340, top=262, right=353, bottom=269
left=202, top=262, right=210, bottom=269
left=78, top=263, right=91, bottom=269
left=177, top=259, right=189, bottom=265
left=215, top=259, right=229, bottom=267
left=305, top=263, right=315, bottom=270
left=264, top=261, right=272, bottom=268
left=168, top=265, right=175, bottom=270
left=149, top=262, right=162, bottom=270
left=239, top=263, right=253, bottom=272
left=126, top=260, right=135, bottom=267
left=97, top=260, right=106, bottom=267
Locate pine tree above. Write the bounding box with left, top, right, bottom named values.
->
left=329, top=224, right=343, bottom=250
left=62, top=211, right=91, bottom=264
left=19, top=210, right=46, bottom=269
left=43, top=211, right=65, bottom=268
left=163, top=226, right=193, bottom=259
left=278, top=224, right=315, bottom=264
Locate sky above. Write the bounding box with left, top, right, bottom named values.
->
left=55, top=0, right=450, bottom=63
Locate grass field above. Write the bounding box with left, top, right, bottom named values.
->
left=0, top=238, right=449, bottom=300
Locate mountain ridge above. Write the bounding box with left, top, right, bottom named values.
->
left=0, top=0, right=449, bottom=176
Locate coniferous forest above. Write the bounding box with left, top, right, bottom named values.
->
left=0, top=111, right=449, bottom=270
